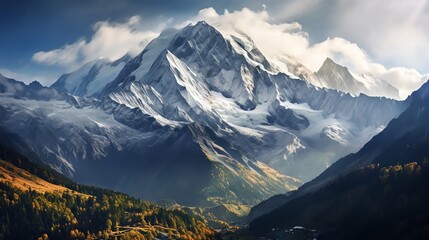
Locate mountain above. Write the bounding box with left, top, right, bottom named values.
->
left=312, top=57, right=364, bottom=94
left=0, top=21, right=408, bottom=208
left=96, top=21, right=407, bottom=181
left=302, top=57, right=401, bottom=100
left=247, top=80, right=429, bottom=239
left=51, top=54, right=131, bottom=97
left=0, top=73, right=62, bottom=100
left=0, top=142, right=215, bottom=239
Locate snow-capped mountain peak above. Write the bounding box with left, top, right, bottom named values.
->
left=318, top=57, right=349, bottom=75
left=302, top=57, right=401, bottom=99
left=2, top=21, right=409, bottom=207
left=313, top=57, right=363, bottom=93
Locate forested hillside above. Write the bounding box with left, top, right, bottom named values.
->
left=249, top=160, right=429, bottom=239
left=0, top=144, right=215, bottom=239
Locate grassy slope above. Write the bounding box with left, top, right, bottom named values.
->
left=0, top=159, right=86, bottom=195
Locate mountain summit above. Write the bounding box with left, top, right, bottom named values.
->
left=314, top=57, right=360, bottom=92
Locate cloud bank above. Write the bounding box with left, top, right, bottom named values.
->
left=331, top=0, right=429, bottom=72
left=32, top=16, right=158, bottom=70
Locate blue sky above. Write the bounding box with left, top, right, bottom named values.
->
left=1, top=0, right=428, bottom=93
left=0, top=0, right=233, bottom=83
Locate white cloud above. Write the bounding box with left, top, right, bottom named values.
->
left=32, top=16, right=159, bottom=70
left=183, top=7, right=429, bottom=98
left=33, top=40, right=86, bottom=67
left=332, top=0, right=429, bottom=72
left=273, top=0, right=324, bottom=20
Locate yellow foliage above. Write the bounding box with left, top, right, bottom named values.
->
left=404, top=162, right=418, bottom=174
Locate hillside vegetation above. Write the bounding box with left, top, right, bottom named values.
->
left=249, top=160, right=429, bottom=239
left=0, top=144, right=215, bottom=240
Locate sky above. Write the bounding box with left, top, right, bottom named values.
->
left=1, top=0, right=428, bottom=97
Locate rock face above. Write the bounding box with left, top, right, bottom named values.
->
left=0, top=21, right=408, bottom=206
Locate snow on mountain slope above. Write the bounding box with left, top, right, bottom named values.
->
left=1, top=74, right=302, bottom=206
left=0, top=96, right=136, bottom=175
left=100, top=28, right=179, bottom=95
left=51, top=54, right=131, bottom=97
left=109, top=50, right=219, bottom=127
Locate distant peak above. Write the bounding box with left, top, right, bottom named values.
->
left=318, top=57, right=348, bottom=73
left=28, top=80, right=43, bottom=88
left=321, top=57, right=339, bottom=67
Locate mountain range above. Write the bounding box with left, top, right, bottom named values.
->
left=0, top=21, right=410, bottom=209
left=247, top=79, right=429, bottom=239
left=247, top=79, right=429, bottom=220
